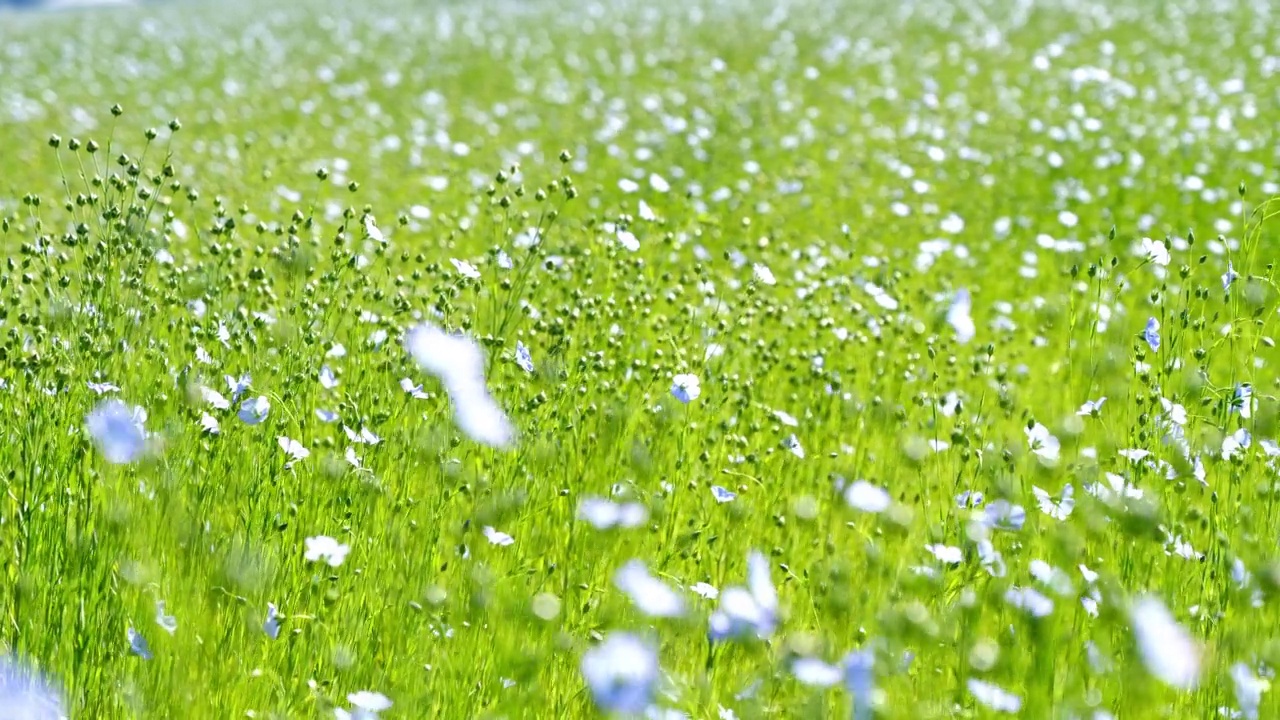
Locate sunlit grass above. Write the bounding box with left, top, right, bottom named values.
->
left=2, top=0, right=1280, bottom=717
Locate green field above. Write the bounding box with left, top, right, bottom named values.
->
left=2, top=0, right=1280, bottom=716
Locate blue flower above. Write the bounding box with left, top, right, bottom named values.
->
left=982, top=500, right=1026, bottom=531
left=86, top=400, right=148, bottom=464
left=128, top=626, right=151, bottom=660
left=515, top=341, right=535, bottom=373
left=709, top=551, right=777, bottom=641
left=1143, top=317, right=1160, bottom=352
left=842, top=649, right=875, bottom=720
left=0, top=655, right=64, bottom=719
left=710, top=485, right=737, bottom=503
left=580, top=633, right=659, bottom=714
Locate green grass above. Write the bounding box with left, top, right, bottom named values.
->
left=2, top=0, right=1280, bottom=717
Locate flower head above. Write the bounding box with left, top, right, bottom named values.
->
left=86, top=399, right=148, bottom=464
left=304, top=535, right=350, bottom=567
left=671, top=374, right=701, bottom=403
left=709, top=551, right=778, bottom=641
left=238, top=396, right=271, bottom=425
left=581, top=633, right=659, bottom=715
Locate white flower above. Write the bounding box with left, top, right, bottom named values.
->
left=577, top=497, right=648, bottom=529
left=671, top=374, right=701, bottom=403
left=580, top=633, right=659, bottom=715
left=0, top=655, right=66, bottom=719
left=319, top=365, right=339, bottom=390
left=155, top=600, right=177, bottom=635
left=201, top=386, right=230, bottom=410
left=450, top=258, right=481, bottom=279
left=947, top=289, right=975, bottom=344
left=1076, top=397, right=1106, bottom=416
left=86, top=399, right=148, bottom=464
left=238, top=396, right=270, bottom=425
left=690, top=582, right=719, bottom=599
left=784, top=434, right=805, bottom=458
left=483, top=526, right=515, bottom=546
left=200, top=412, right=220, bottom=435
left=926, top=544, right=963, bottom=565
left=708, top=551, right=777, bottom=641
left=616, top=229, right=640, bottom=252
left=405, top=323, right=514, bottom=449
left=278, top=436, right=310, bottom=467
left=967, top=679, right=1021, bottom=713
left=1033, top=484, right=1074, bottom=520
left=791, top=657, right=842, bottom=687
left=844, top=480, right=891, bottom=513
left=1141, top=237, right=1170, bottom=266
left=1129, top=595, right=1200, bottom=689
left=752, top=263, right=776, bottom=286
left=1025, top=422, right=1060, bottom=462
left=304, top=535, right=350, bottom=567
left=772, top=409, right=798, bottom=427
left=614, top=560, right=686, bottom=618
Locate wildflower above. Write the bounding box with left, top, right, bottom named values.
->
left=967, top=679, right=1022, bottom=713
left=615, top=561, right=686, bottom=618
left=711, top=486, right=736, bottom=503
left=1232, top=383, right=1255, bottom=419
left=690, top=583, right=719, bottom=599
left=238, top=396, right=271, bottom=425
left=343, top=425, right=380, bottom=445
left=201, top=386, right=230, bottom=409
left=1025, top=422, right=1060, bottom=462
left=1005, top=586, right=1054, bottom=617
left=405, top=322, right=514, bottom=448
left=327, top=343, right=347, bottom=358
left=0, top=655, right=65, bottom=719
left=1129, top=595, right=1200, bottom=689
left=982, top=500, right=1026, bottom=531
left=844, top=480, right=891, bottom=513
left=450, top=258, right=481, bottom=279
left=200, top=412, right=220, bottom=435
left=155, top=601, right=177, bottom=635
left=709, top=551, right=778, bottom=641
left=843, top=649, right=875, bottom=720
left=278, top=436, right=310, bottom=468
left=1077, top=397, right=1106, bottom=416
left=86, top=399, right=148, bottom=464
left=1033, top=484, right=1075, bottom=520
left=752, top=263, right=776, bottom=285
left=977, top=540, right=1006, bottom=577
left=947, top=289, right=976, bottom=344
left=925, top=544, right=963, bottom=565
left=577, top=497, right=648, bottom=529
left=315, top=408, right=339, bottom=423
left=1143, top=317, right=1160, bottom=352
left=1231, top=662, right=1267, bottom=719
left=319, top=365, right=339, bottom=390
left=483, top=526, right=515, bottom=546
left=772, top=409, right=798, bottom=427
left=335, top=690, right=392, bottom=720
left=671, top=373, right=701, bottom=403
left=1141, top=237, right=1170, bottom=266
left=784, top=433, right=805, bottom=458
left=87, top=380, right=120, bottom=395
left=363, top=216, right=385, bottom=243
left=304, top=535, right=350, bottom=567
left=1223, top=428, right=1252, bottom=460
left=226, top=373, right=252, bottom=401
left=399, top=378, right=430, bottom=399
left=515, top=341, right=534, bottom=373
left=1223, top=262, right=1239, bottom=291
left=791, top=657, right=842, bottom=687
left=263, top=603, right=280, bottom=640
left=581, top=633, right=659, bottom=715
left=128, top=626, right=152, bottom=660
left=616, top=229, right=640, bottom=251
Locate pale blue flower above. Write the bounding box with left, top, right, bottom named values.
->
left=264, top=603, right=280, bottom=639
left=319, top=365, right=339, bottom=390
left=406, top=322, right=514, bottom=448
left=615, top=560, right=686, bottom=618
left=0, top=655, right=65, bottom=719
left=982, top=500, right=1026, bottom=531
left=1144, top=317, right=1160, bottom=352
left=711, top=485, right=737, bottom=503
left=947, top=288, right=975, bottom=344
left=581, top=633, right=659, bottom=715
left=515, top=341, right=535, bottom=373
left=791, top=657, right=841, bottom=687
left=1232, top=383, right=1255, bottom=419
left=1223, top=262, right=1239, bottom=292
left=86, top=399, right=148, bottom=464
left=155, top=600, right=177, bottom=635
left=304, top=535, right=350, bottom=567
left=577, top=497, right=648, bottom=529
left=709, top=551, right=777, bottom=641
left=843, top=649, right=875, bottom=720
left=238, top=396, right=270, bottom=425
left=128, top=625, right=151, bottom=660
left=967, top=679, right=1021, bottom=713
left=671, top=374, right=700, bottom=403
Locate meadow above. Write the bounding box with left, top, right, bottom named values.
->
left=1, top=0, right=1280, bottom=716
